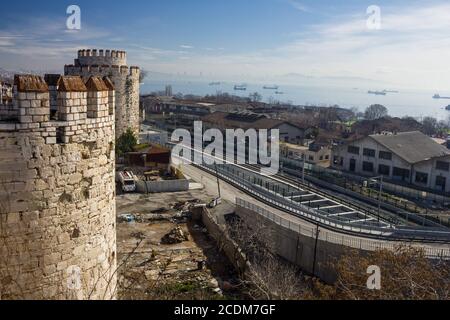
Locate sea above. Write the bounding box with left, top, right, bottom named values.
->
left=140, top=80, right=450, bottom=121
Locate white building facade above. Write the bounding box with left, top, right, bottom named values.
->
left=332, top=132, right=450, bottom=193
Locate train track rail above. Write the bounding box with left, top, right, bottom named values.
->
left=191, top=162, right=450, bottom=243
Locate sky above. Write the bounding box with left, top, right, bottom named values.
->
left=1, top=0, right=450, bottom=90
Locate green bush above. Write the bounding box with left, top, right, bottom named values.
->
left=116, top=128, right=137, bottom=156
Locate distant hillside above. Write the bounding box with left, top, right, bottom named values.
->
left=0, top=68, right=15, bottom=82
left=0, top=67, right=61, bottom=82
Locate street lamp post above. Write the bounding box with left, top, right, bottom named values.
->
left=368, top=175, right=384, bottom=222
left=377, top=175, right=383, bottom=222
left=302, top=154, right=306, bottom=184
left=214, top=163, right=221, bottom=199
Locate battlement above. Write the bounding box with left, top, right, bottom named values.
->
left=0, top=74, right=115, bottom=145
left=76, top=48, right=127, bottom=67
left=78, top=49, right=126, bottom=59
left=0, top=75, right=116, bottom=300
left=65, top=64, right=140, bottom=78
left=66, top=48, right=140, bottom=139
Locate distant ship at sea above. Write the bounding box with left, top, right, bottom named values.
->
left=209, top=82, right=221, bottom=86
left=383, top=90, right=399, bottom=93
left=368, top=90, right=386, bottom=96
left=234, top=84, right=247, bottom=91
left=263, top=85, right=279, bottom=90
left=275, top=91, right=284, bottom=95
left=433, top=94, right=450, bottom=99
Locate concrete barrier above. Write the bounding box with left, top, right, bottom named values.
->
left=236, top=205, right=347, bottom=283
left=191, top=206, right=250, bottom=276
left=136, top=179, right=189, bottom=193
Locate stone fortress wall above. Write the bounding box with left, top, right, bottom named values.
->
left=0, top=74, right=117, bottom=300
left=65, top=49, right=140, bottom=139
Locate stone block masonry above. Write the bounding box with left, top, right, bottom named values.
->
left=65, top=49, right=140, bottom=140
left=0, top=75, right=116, bottom=300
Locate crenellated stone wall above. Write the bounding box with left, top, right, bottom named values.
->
left=65, top=49, right=140, bottom=140
left=0, top=75, right=117, bottom=300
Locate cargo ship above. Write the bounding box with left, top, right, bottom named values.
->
left=234, top=84, right=247, bottom=91
left=368, top=90, right=386, bottom=96
left=263, top=85, right=279, bottom=90
left=433, top=94, right=450, bottom=99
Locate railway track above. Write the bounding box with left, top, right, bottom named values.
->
left=191, top=162, right=450, bottom=243
left=239, top=163, right=396, bottom=227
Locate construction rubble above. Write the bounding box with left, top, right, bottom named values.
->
left=116, top=191, right=243, bottom=300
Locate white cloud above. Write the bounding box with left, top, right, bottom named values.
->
left=3, top=2, right=450, bottom=91
left=136, top=2, right=450, bottom=90
left=287, top=0, right=309, bottom=12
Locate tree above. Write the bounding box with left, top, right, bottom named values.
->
left=227, top=217, right=307, bottom=300
left=139, top=68, right=148, bottom=84
left=311, top=246, right=449, bottom=300
left=421, top=116, right=438, bottom=135
left=249, top=92, right=262, bottom=103
left=364, top=104, right=388, bottom=120
left=116, top=128, right=137, bottom=156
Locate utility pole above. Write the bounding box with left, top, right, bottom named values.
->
left=302, top=155, right=306, bottom=184
left=312, top=224, right=320, bottom=277
left=377, top=176, right=383, bottom=222
left=214, top=163, right=221, bottom=198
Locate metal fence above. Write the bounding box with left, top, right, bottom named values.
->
left=236, top=198, right=450, bottom=259
left=282, top=156, right=450, bottom=204
left=199, top=163, right=450, bottom=242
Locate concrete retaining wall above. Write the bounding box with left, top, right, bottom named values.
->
left=191, top=207, right=250, bottom=276
left=136, top=179, right=189, bottom=193
left=236, top=206, right=366, bottom=283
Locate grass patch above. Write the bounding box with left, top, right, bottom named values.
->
left=133, top=143, right=150, bottom=151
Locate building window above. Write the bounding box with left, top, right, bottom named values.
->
left=415, top=172, right=428, bottom=184
left=436, top=161, right=450, bottom=172
left=348, top=146, right=360, bottom=155
left=363, top=148, right=376, bottom=157
left=325, top=155, right=330, bottom=160
left=379, top=151, right=392, bottom=160
left=378, top=164, right=390, bottom=176
left=320, top=156, right=324, bottom=161
left=436, top=176, right=446, bottom=190
left=393, top=167, right=410, bottom=181
left=309, top=155, right=314, bottom=161
left=362, top=161, right=374, bottom=172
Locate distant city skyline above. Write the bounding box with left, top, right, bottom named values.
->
left=1, top=0, right=450, bottom=90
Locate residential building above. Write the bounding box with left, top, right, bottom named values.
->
left=202, top=111, right=311, bottom=145
left=331, top=131, right=450, bottom=193
left=0, top=81, right=13, bottom=105
left=281, top=142, right=331, bottom=167
left=140, top=124, right=168, bottom=146
left=165, top=85, right=173, bottom=97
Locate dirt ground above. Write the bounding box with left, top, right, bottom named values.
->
left=116, top=190, right=244, bottom=300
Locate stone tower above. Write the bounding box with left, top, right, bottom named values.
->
left=0, top=74, right=116, bottom=300
left=64, top=49, right=140, bottom=139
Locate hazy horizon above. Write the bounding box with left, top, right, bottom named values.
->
left=2, top=1, right=450, bottom=91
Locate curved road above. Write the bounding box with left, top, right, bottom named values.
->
left=180, top=163, right=450, bottom=258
